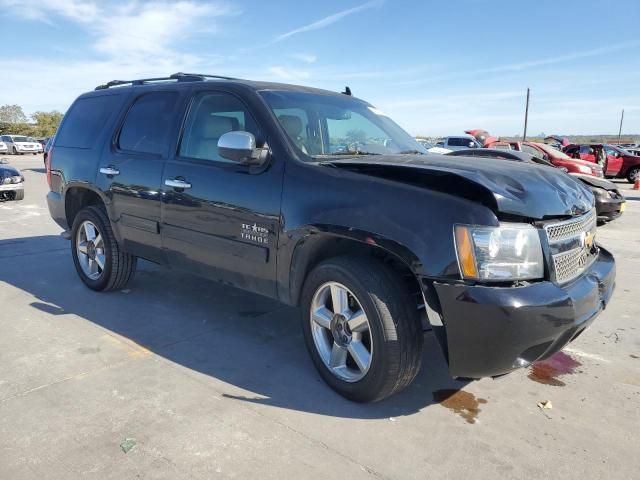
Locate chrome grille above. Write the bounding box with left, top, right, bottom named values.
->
left=543, top=209, right=597, bottom=284
left=544, top=209, right=596, bottom=242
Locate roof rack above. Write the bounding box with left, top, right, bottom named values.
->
left=94, top=72, right=239, bottom=90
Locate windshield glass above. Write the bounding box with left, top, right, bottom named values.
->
left=13, top=136, right=29, bottom=142
left=535, top=143, right=572, bottom=160
left=260, top=90, right=426, bottom=158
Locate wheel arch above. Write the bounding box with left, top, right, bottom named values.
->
left=283, top=226, right=423, bottom=308
left=63, top=183, right=110, bottom=231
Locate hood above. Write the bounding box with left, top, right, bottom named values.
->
left=0, top=164, right=21, bottom=177
left=325, top=154, right=595, bottom=220
left=464, top=129, right=498, bottom=147
left=545, top=135, right=570, bottom=147
left=570, top=173, right=619, bottom=191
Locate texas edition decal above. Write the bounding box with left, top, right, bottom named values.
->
left=241, top=223, right=269, bottom=245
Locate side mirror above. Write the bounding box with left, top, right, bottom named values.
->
left=218, top=131, right=266, bottom=165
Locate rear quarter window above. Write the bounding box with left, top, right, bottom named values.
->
left=56, top=95, right=117, bottom=149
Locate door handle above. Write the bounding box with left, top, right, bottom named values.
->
left=165, top=178, right=192, bottom=189
left=99, top=166, right=120, bottom=176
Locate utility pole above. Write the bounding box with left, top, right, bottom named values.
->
left=618, top=109, right=624, bottom=143
left=523, top=88, right=530, bottom=141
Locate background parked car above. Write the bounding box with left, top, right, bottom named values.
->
left=43, top=136, right=55, bottom=166
left=436, top=135, right=482, bottom=150
left=564, top=143, right=640, bottom=183
left=0, top=158, right=25, bottom=201
left=0, top=135, right=42, bottom=155
left=484, top=139, right=605, bottom=177
left=0, top=140, right=7, bottom=154
left=563, top=144, right=623, bottom=177
left=446, top=148, right=625, bottom=223
left=415, top=138, right=452, bottom=154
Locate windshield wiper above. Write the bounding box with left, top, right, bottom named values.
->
left=398, top=149, right=425, bottom=155
left=317, top=151, right=381, bottom=157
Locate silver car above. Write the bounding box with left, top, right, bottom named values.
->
left=1, top=135, right=43, bottom=155
left=0, top=140, right=7, bottom=154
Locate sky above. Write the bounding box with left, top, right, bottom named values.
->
left=0, top=0, right=639, bottom=137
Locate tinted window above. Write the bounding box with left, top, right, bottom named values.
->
left=448, top=137, right=475, bottom=147
left=521, top=144, right=540, bottom=157
left=179, top=92, right=259, bottom=163
left=56, top=95, right=115, bottom=149
left=119, top=92, right=178, bottom=155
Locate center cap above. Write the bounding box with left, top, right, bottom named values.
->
left=86, top=241, right=96, bottom=260
left=330, top=314, right=351, bottom=347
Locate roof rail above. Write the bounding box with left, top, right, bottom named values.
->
left=94, top=72, right=239, bottom=90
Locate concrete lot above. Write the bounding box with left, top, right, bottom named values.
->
left=0, top=154, right=639, bottom=479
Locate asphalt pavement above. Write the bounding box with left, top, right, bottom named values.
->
left=0, top=154, right=638, bottom=479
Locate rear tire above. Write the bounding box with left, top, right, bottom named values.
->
left=71, top=206, right=136, bottom=291
left=627, top=167, right=640, bottom=184
left=300, top=256, right=423, bottom=402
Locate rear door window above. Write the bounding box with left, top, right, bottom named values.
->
left=118, top=92, right=179, bottom=156
left=56, top=95, right=115, bottom=149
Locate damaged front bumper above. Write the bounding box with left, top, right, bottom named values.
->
left=0, top=182, right=24, bottom=192
left=427, top=246, right=615, bottom=379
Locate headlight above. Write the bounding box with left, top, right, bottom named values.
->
left=454, top=224, right=544, bottom=281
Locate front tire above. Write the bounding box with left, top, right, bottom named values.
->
left=71, top=206, right=136, bottom=291
left=14, top=190, right=24, bottom=201
left=301, top=256, right=423, bottom=402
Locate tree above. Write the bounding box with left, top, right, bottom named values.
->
left=0, top=104, right=27, bottom=124
left=31, top=111, right=64, bottom=137
left=346, top=129, right=367, bottom=144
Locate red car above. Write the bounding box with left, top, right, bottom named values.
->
left=486, top=140, right=604, bottom=178
left=564, top=144, right=640, bottom=183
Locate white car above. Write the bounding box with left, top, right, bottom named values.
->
left=0, top=135, right=43, bottom=155
left=436, top=135, right=482, bottom=151
left=0, top=140, right=7, bottom=154
left=415, top=139, right=452, bottom=154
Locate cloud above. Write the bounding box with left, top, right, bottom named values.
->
left=274, top=0, right=383, bottom=42
left=265, top=66, right=311, bottom=82
left=0, top=0, right=239, bottom=61
left=290, top=53, right=317, bottom=64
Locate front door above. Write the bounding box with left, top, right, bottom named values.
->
left=96, top=89, right=184, bottom=263
left=160, top=90, right=284, bottom=298
left=604, top=146, right=623, bottom=176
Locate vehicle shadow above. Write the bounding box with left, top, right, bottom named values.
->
left=22, top=168, right=46, bottom=174
left=0, top=235, right=469, bottom=419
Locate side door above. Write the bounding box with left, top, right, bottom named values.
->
left=604, top=146, right=623, bottom=176
left=160, top=89, right=284, bottom=298
left=96, top=89, right=184, bottom=263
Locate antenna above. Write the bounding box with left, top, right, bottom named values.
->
left=342, top=86, right=352, bottom=96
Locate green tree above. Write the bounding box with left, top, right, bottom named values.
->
left=346, top=129, right=367, bottom=144
left=31, top=110, right=64, bottom=137
left=0, top=104, right=27, bottom=124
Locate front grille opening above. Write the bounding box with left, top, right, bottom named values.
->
left=543, top=209, right=597, bottom=284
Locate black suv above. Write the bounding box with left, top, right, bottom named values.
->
left=46, top=73, right=615, bottom=402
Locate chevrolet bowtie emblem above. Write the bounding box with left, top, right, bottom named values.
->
left=582, top=231, right=594, bottom=250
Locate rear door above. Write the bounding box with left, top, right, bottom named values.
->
left=160, top=88, right=284, bottom=298
left=96, top=89, right=185, bottom=263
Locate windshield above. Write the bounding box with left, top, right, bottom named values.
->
left=535, top=142, right=572, bottom=160
left=260, top=90, right=426, bottom=158
left=13, top=136, right=29, bottom=142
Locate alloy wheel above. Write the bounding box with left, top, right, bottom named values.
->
left=309, top=282, right=373, bottom=382
left=76, top=220, right=106, bottom=280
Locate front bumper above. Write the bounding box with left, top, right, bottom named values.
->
left=0, top=182, right=24, bottom=192
left=595, top=196, right=625, bottom=221
left=431, top=246, right=615, bottom=379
